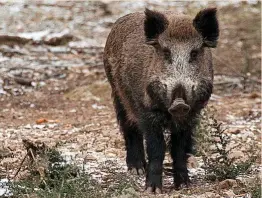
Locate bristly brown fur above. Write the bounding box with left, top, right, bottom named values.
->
left=166, top=16, right=199, bottom=40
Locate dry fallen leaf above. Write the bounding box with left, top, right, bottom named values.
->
left=36, top=118, right=48, bottom=124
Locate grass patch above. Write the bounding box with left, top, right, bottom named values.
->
left=8, top=144, right=138, bottom=198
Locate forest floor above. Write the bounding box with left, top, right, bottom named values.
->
left=0, top=1, right=261, bottom=197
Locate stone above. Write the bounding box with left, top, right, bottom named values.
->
left=228, top=150, right=247, bottom=162
left=223, top=189, right=235, bottom=198
left=187, top=154, right=199, bottom=169
left=219, top=179, right=237, bottom=189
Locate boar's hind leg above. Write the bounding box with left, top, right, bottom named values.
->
left=113, top=95, right=146, bottom=175
left=140, top=111, right=167, bottom=193
left=170, top=123, right=192, bottom=189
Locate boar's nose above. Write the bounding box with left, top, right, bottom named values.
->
left=168, top=98, right=190, bottom=117
left=169, top=84, right=190, bottom=117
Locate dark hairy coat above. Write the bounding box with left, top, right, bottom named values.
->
left=103, top=8, right=219, bottom=193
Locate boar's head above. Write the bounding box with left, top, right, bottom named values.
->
left=144, top=8, right=219, bottom=119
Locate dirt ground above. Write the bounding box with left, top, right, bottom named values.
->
left=0, top=1, right=261, bottom=197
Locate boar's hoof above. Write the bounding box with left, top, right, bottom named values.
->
left=127, top=160, right=146, bottom=175
left=168, top=98, right=190, bottom=117
left=145, top=174, right=162, bottom=193
left=128, top=167, right=145, bottom=175
left=173, top=170, right=190, bottom=190
left=145, top=186, right=162, bottom=194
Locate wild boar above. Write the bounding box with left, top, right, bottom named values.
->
left=103, top=7, right=219, bottom=193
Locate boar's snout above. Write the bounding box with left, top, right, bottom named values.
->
left=168, top=83, right=191, bottom=117
left=168, top=98, right=190, bottom=117
left=147, top=81, right=193, bottom=117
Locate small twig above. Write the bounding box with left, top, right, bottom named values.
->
left=6, top=67, right=31, bottom=72
left=29, top=148, right=36, bottom=163
left=13, top=153, right=28, bottom=179
left=58, top=178, right=65, bottom=198
left=42, top=179, right=51, bottom=193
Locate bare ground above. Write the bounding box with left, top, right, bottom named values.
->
left=0, top=1, right=261, bottom=197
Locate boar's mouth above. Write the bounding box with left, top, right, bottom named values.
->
left=168, top=98, right=191, bottom=117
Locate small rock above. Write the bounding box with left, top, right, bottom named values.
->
left=223, top=189, right=236, bottom=198
left=47, top=123, right=58, bottom=129
left=24, top=124, right=31, bottom=129
left=219, top=179, right=237, bottom=189
left=95, top=147, right=104, bottom=152
left=187, top=154, right=199, bottom=169
left=69, top=109, right=77, bottom=113
left=107, top=152, right=116, bottom=157
left=84, top=155, right=97, bottom=161
left=230, top=129, right=241, bottom=134
left=92, top=103, right=105, bottom=110
left=33, top=124, right=46, bottom=129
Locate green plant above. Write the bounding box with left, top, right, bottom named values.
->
left=251, top=183, right=261, bottom=198
left=9, top=147, right=138, bottom=198
left=195, top=107, right=258, bottom=181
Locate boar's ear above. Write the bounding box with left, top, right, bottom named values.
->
left=144, top=8, right=168, bottom=43
left=193, top=8, right=219, bottom=48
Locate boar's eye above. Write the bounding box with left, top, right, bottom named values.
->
left=162, top=47, right=172, bottom=63
left=189, top=49, right=199, bottom=62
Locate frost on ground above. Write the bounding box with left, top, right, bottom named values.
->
left=0, top=1, right=261, bottom=198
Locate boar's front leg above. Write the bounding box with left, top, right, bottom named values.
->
left=170, top=122, right=192, bottom=189
left=114, top=95, right=146, bottom=174
left=123, top=123, right=146, bottom=174
left=140, top=110, right=167, bottom=193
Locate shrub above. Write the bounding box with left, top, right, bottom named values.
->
left=195, top=107, right=258, bottom=181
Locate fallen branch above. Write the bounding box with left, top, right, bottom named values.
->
left=0, top=30, right=74, bottom=46
left=0, top=35, right=31, bottom=45
left=45, top=33, right=73, bottom=46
